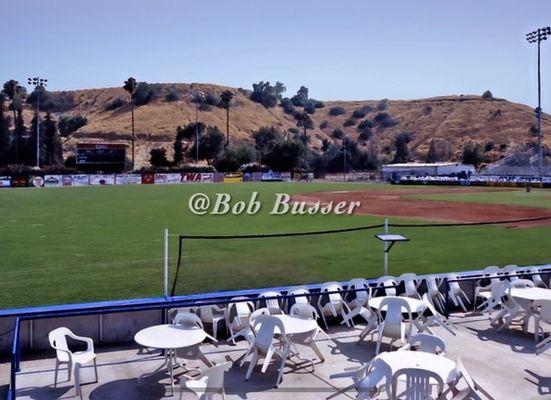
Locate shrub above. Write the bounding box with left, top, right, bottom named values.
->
left=253, top=126, right=282, bottom=155
left=214, top=144, right=256, bottom=172
left=132, top=82, right=158, bottom=106
left=165, top=86, right=182, bottom=102
left=328, top=106, right=346, bottom=116
left=373, top=112, right=398, bottom=128
left=319, top=120, right=328, bottom=130
left=482, top=90, right=494, bottom=100
left=352, top=109, right=366, bottom=119
left=280, top=98, right=296, bottom=115
left=332, top=129, right=344, bottom=139
left=149, top=147, right=171, bottom=167
left=105, top=97, right=125, bottom=110
left=376, top=99, right=388, bottom=111
left=58, top=115, right=87, bottom=136
left=357, top=119, right=373, bottom=130
left=304, top=102, right=316, bottom=115
left=343, top=118, right=356, bottom=127
left=291, top=86, right=309, bottom=107
left=358, top=131, right=371, bottom=142
left=392, top=132, right=411, bottom=163
left=462, top=142, right=484, bottom=166
left=27, top=88, right=75, bottom=112
left=250, top=81, right=285, bottom=108
left=314, top=100, right=325, bottom=109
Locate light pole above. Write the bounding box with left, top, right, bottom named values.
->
left=342, top=137, right=348, bottom=180
left=526, top=26, right=551, bottom=177
left=27, top=76, right=47, bottom=168
left=192, top=91, right=204, bottom=163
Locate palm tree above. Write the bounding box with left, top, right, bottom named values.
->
left=123, top=77, right=137, bottom=170
left=220, top=90, right=234, bottom=146
left=2, top=80, right=25, bottom=163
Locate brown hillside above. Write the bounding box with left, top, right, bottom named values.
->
left=17, top=83, right=551, bottom=168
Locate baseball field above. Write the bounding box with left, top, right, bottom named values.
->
left=1, top=182, right=550, bottom=309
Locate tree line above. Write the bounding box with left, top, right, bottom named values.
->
left=0, top=80, right=64, bottom=167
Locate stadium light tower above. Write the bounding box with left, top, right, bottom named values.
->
left=27, top=76, right=48, bottom=168
left=526, top=26, right=551, bottom=177
left=192, top=90, right=205, bottom=163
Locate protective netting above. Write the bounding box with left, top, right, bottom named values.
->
left=169, top=215, right=551, bottom=296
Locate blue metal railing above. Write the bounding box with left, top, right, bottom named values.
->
left=5, top=264, right=549, bottom=399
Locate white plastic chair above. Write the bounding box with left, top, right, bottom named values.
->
left=249, top=308, right=271, bottom=327
left=317, top=282, right=352, bottom=331
left=446, top=274, right=470, bottom=312
left=398, top=333, right=446, bottom=355
left=399, top=273, right=421, bottom=299
left=533, top=299, right=551, bottom=344
left=257, top=291, right=284, bottom=314
left=181, top=361, right=232, bottom=400
left=477, top=280, right=509, bottom=314
left=425, top=276, right=446, bottom=314
left=502, top=264, right=520, bottom=281
left=450, top=357, right=496, bottom=400
left=198, top=305, right=225, bottom=341
left=290, top=303, right=319, bottom=320
left=347, top=278, right=372, bottom=309
left=290, top=303, right=329, bottom=340
left=48, top=327, right=98, bottom=399
left=172, top=312, right=216, bottom=367
left=329, top=359, right=378, bottom=400
left=527, top=266, right=548, bottom=288
left=239, top=315, right=291, bottom=386
left=374, top=297, right=413, bottom=354
left=474, top=266, right=502, bottom=307
left=489, top=283, right=530, bottom=333
left=225, top=297, right=255, bottom=345
left=391, top=367, right=444, bottom=400
left=285, top=286, right=311, bottom=311
left=419, top=293, right=456, bottom=336
left=376, top=275, right=398, bottom=296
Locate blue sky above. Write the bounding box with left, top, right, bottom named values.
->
left=1, top=0, right=550, bottom=108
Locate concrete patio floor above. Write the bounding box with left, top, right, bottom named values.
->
left=2, top=313, right=551, bottom=399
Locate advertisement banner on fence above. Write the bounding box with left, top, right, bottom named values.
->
left=115, top=174, right=142, bottom=185
left=281, top=172, right=292, bottom=182
left=43, top=175, right=63, bottom=187
left=223, top=172, right=243, bottom=183
left=201, top=173, right=214, bottom=182
left=12, top=176, right=28, bottom=187
left=89, top=174, right=115, bottom=185
left=61, top=175, right=74, bottom=186
left=0, top=176, right=11, bottom=187
left=141, top=173, right=154, bottom=184
left=71, top=175, right=90, bottom=186
left=213, top=173, right=224, bottom=182
left=262, top=171, right=282, bottom=181
left=182, top=173, right=201, bottom=182
left=30, top=176, right=44, bottom=187
left=155, top=173, right=181, bottom=184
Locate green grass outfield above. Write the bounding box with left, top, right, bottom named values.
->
left=0, top=183, right=550, bottom=309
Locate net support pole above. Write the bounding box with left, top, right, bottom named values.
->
left=384, top=218, right=389, bottom=275
left=164, top=228, right=169, bottom=298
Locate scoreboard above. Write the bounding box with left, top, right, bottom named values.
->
left=76, top=143, right=126, bottom=172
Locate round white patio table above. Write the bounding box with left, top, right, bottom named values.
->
left=358, top=350, right=458, bottom=394
left=509, top=287, right=551, bottom=302
left=134, top=324, right=210, bottom=396
left=509, top=287, right=551, bottom=318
